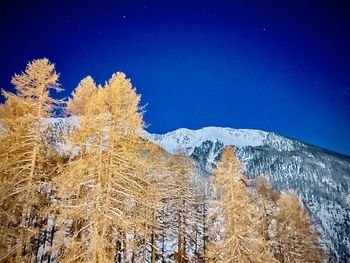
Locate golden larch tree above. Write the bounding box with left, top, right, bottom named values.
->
left=54, top=72, right=150, bottom=263
left=273, top=192, right=325, bottom=262
left=0, top=59, right=61, bottom=262
left=128, top=141, right=165, bottom=263
left=254, top=176, right=280, bottom=244
left=207, top=146, right=276, bottom=262
left=65, top=76, right=97, bottom=116
left=157, top=152, right=201, bottom=263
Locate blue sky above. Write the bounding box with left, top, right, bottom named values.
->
left=1, top=0, right=349, bottom=155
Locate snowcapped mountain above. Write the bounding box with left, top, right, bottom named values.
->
left=146, top=127, right=350, bottom=262
left=47, top=118, right=350, bottom=262
left=146, top=127, right=304, bottom=167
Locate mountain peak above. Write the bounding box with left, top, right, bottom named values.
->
left=42, top=117, right=350, bottom=260
left=146, top=126, right=299, bottom=154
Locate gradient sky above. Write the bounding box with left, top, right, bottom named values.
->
left=1, top=0, right=350, bottom=155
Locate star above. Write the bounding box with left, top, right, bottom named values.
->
left=122, top=15, right=126, bottom=19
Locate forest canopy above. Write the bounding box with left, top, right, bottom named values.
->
left=0, top=59, right=325, bottom=263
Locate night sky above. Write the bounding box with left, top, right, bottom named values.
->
left=1, top=0, right=350, bottom=155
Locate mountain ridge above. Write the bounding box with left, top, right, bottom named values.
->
left=46, top=117, right=350, bottom=262
left=145, top=125, right=350, bottom=262
left=147, top=126, right=350, bottom=158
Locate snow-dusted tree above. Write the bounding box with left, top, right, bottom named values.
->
left=273, top=192, right=325, bottom=262
left=254, top=177, right=325, bottom=262
left=254, top=176, right=280, bottom=241
left=127, top=141, right=166, bottom=263
left=156, top=152, right=202, bottom=263
left=0, top=59, right=61, bottom=262
left=65, top=76, right=97, bottom=116
left=207, top=146, right=276, bottom=262
left=54, top=72, right=152, bottom=262
left=189, top=172, right=211, bottom=262
left=255, top=176, right=280, bottom=203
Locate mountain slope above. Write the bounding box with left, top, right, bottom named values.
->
left=147, top=127, right=350, bottom=262
left=47, top=118, right=350, bottom=262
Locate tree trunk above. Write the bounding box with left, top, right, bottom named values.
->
left=123, top=232, right=128, bottom=263
left=162, top=224, right=165, bottom=263
left=131, top=230, right=136, bottom=263
left=203, top=204, right=207, bottom=261
left=151, top=209, right=157, bottom=263
left=142, top=205, right=148, bottom=263
left=178, top=211, right=184, bottom=263
left=116, top=240, right=122, bottom=263
left=47, top=226, right=55, bottom=263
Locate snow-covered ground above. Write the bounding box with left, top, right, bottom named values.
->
left=43, top=117, right=350, bottom=262
left=146, top=126, right=350, bottom=262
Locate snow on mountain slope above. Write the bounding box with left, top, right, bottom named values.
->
left=45, top=118, right=350, bottom=262
left=147, top=127, right=268, bottom=153
left=146, top=127, right=305, bottom=167
left=146, top=127, right=350, bottom=262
